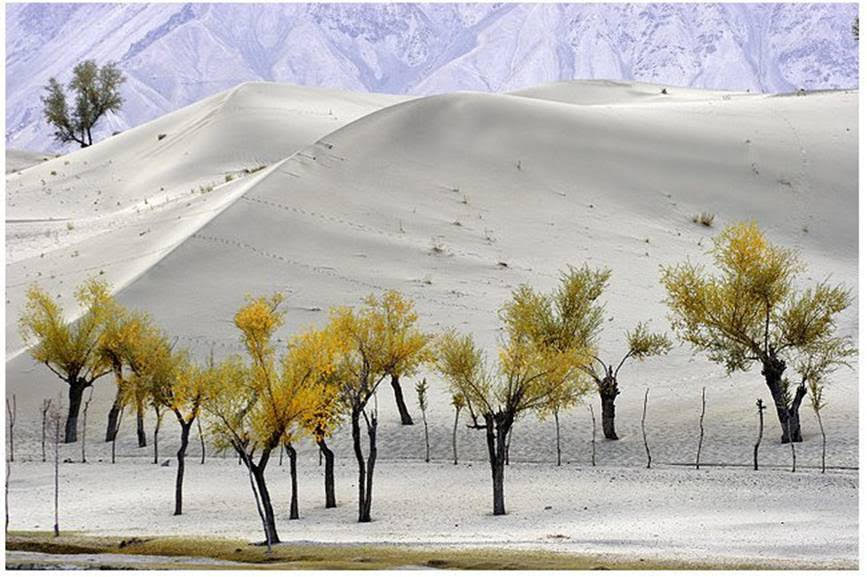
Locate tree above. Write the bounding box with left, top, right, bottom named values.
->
left=42, top=60, right=125, bottom=148
left=99, top=305, right=145, bottom=443
left=5, top=396, right=15, bottom=463
left=152, top=349, right=209, bottom=516
left=203, top=294, right=314, bottom=545
left=451, top=393, right=465, bottom=465
left=19, top=279, right=114, bottom=443
left=280, top=327, right=344, bottom=520
left=415, top=379, right=431, bottom=462
left=328, top=290, right=430, bottom=522
left=796, top=337, right=854, bottom=473
left=434, top=269, right=593, bottom=516
left=661, top=222, right=854, bottom=443
left=584, top=322, right=671, bottom=440
left=387, top=308, right=433, bottom=427
left=854, top=16, right=859, bottom=41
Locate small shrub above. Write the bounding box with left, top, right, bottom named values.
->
left=50, top=170, right=57, bottom=176
left=66, top=222, right=74, bottom=231
left=692, top=212, right=715, bottom=227
left=157, top=133, right=167, bottom=141
left=225, top=174, right=235, bottom=183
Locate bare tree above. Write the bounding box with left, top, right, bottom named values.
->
left=40, top=399, right=52, bottom=462
left=5, top=461, right=10, bottom=531
left=695, top=387, right=706, bottom=470
left=641, top=388, right=651, bottom=469
left=152, top=405, right=164, bottom=465
left=451, top=393, right=465, bottom=465
left=6, top=395, right=16, bottom=463
left=52, top=403, right=62, bottom=537
left=754, top=399, right=765, bottom=471
left=415, top=379, right=430, bottom=463
left=81, top=388, right=93, bottom=463
left=111, top=407, right=124, bottom=464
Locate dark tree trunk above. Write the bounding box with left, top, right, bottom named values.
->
left=352, top=407, right=378, bottom=523
left=153, top=412, right=162, bottom=465
left=197, top=419, right=206, bottom=465
left=174, top=421, right=192, bottom=516
left=484, top=413, right=511, bottom=516
left=391, top=374, right=414, bottom=425
left=317, top=439, right=336, bottom=508
left=598, top=376, right=619, bottom=441
left=136, top=403, right=147, bottom=448
left=286, top=443, right=299, bottom=520
left=105, top=388, right=123, bottom=442
left=762, top=353, right=804, bottom=443
left=554, top=410, right=562, bottom=466
left=251, top=462, right=280, bottom=544
left=64, top=379, right=86, bottom=443
left=452, top=407, right=461, bottom=465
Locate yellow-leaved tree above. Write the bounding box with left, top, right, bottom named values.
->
left=435, top=269, right=595, bottom=516
left=202, top=294, right=314, bottom=548
left=661, top=222, right=855, bottom=443
left=327, top=290, right=430, bottom=523
left=19, top=279, right=114, bottom=443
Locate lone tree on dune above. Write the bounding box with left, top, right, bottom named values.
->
left=19, top=279, right=114, bottom=443
left=435, top=268, right=594, bottom=516
left=328, top=290, right=430, bottom=522
left=203, top=294, right=314, bottom=546
left=42, top=60, right=125, bottom=148
left=661, top=222, right=855, bottom=443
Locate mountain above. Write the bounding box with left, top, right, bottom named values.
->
left=5, top=3, right=859, bottom=151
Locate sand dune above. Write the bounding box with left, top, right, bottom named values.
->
left=4, top=80, right=858, bottom=564
left=5, top=149, right=51, bottom=174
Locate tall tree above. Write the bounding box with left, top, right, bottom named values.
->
left=328, top=290, right=429, bottom=522
left=203, top=294, right=314, bottom=545
left=19, top=279, right=114, bottom=443
left=661, top=222, right=854, bottom=443
left=435, top=269, right=594, bottom=515
left=42, top=60, right=125, bottom=148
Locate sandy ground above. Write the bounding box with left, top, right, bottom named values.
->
left=6, top=453, right=857, bottom=568
left=5, top=149, right=51, bottom=174
left=5, top=80, right=858, bottom=567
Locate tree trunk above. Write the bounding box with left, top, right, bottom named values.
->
left=598, top=376, right=619, bottom=440
left=391, top=374, right=413, bottom=425
left=286, top=443, right=299, bottom=520
left=589, top=404, right=597, bottom=467
left=362, top=414, right=377, bottom=522
left=422, top=415, right=430, bottom=463
left=554, top=409, right=562, bottom=466
left=197, top=419, right=206, bottom=465
left=64, top=380, right=86, bottom=443
left=53, top=414, right=61, bottom=537
left=105, top=388, right=123, bottom=442
left=762, top=353, right=804, bottom=444
left=484, top=414, right=510, bottom=516
left=816, top=409, right=826, bottom=474
left=136, top=402, right=147, bottom=448
left=641, top=388, right=651, bottom=469
left=317, top=439, right=336, bottom=508
left=174, top=421, right=192, bottom=516
left=153, top=410, right=162, bottom=465
left=80, top=391, right=92, bottom=464
left=351, top=408, right=368, bottom=522
left=695, top=387, right=706, bottom=470
left=452, top=406, right=460, bottom=465
left=252, top=463, right=280, bottom=544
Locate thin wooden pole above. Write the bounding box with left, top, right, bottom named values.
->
left=642, top=388, right=651, bottom=469
left=695, top=387, right=706, bottom=470
left=754, top=399, right=765, bottom=471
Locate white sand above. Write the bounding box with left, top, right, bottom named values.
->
left=5, top=149, right=52, bottom=174
left=4, top=80, right=858, bottom=566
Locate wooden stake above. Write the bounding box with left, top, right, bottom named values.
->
left=641, top=388, right=651, bottom=469
left=695, top=387, right=706, bottom=470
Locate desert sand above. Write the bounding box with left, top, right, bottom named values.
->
left=4, top=79, right=858, bottom=567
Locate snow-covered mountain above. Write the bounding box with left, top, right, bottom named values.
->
left=6, top=3, right=859, bottom=151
